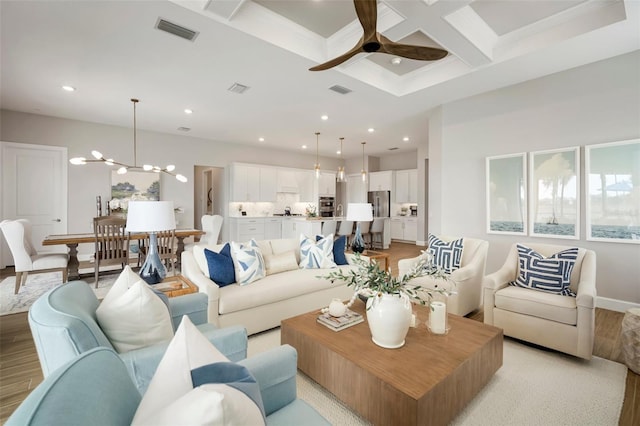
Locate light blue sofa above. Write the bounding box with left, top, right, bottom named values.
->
left=28, top=281, right=248, bottom=394
left=6, top=346, right=330, bottom=425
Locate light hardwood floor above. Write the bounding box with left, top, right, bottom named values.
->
left=0, top=241, right=638, bottom=424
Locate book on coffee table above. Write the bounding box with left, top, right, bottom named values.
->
left=317, top=309, right=364, bottom=331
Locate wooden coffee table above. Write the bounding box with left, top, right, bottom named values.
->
left=281, top=302, right=503, bottom=426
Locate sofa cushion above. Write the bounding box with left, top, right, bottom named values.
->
left=495, top=286, right=577, bottom=325
left=132, top=316, right=265, bottom=426
left=204, top=244, right=235, bottom=287
left=96, top=277, right=174, bottom=353
left=428, top=234, right=464, bottom=273
left=317, top=234, right=348, bottom=266
left=264, top=251, right=298, bottom=275
left=510, top=244, right=579, bottom=296
left=193, top=243, right=227, bottom=278
left=218, top=266, right=357, bottom=315
left=299, top=234, right=336, bottom=269
left=230, top=239, right=266, bottom=285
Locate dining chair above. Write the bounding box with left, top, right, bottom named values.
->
left=138, top=229, right=176, bottom=275
left=200, top=214, right=223, bottom=245
left=93, top=216, right=128, bottom=288
left=0, top=219, right=68, bottom=294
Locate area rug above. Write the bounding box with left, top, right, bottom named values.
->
left=0, top=272, right=117, bottom=316
left=248, top=329, right=627, bottom=425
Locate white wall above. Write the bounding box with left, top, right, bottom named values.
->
left=0, top=110, right=345, bottom=253
left=429, top=51, right=640, bottom=305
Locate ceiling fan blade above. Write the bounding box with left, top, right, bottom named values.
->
left=309, top=39, right=365, bottom=71
left=379, top=35, right=448, bottom=61
left=354, top=0, right=377, bottom=40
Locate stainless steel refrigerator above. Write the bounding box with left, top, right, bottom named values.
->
left=368, top=191, right=391, bottom=217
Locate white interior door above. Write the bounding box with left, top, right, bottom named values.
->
left=1, top=142, right=68, bottom=266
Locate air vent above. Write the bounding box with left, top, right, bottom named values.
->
left=228, top=83, right=250, bottom=94
left=155, top=18, right=199, bottom=41
left=177, top=127, right=191, bottom=132
left=388, top=147, right=399, bottom=151
left=329, top=85, right=352, bottom=95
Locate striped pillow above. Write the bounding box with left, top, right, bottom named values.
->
left=510, top=244, right=579, bottom=296
left=427, top=234, right=464, bottom=274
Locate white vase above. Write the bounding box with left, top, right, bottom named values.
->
left=366, top=293, right=412, bottom=349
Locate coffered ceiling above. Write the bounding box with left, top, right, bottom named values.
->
left=1, top=0, right=638, bottom=159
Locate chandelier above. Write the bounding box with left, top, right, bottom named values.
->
left=69, top=99, right=187, bottom=182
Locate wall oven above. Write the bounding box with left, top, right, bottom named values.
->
left=318, top=196, right=335, bottom=217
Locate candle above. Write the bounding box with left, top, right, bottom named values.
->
left=429, top=301, right=447, bottom=334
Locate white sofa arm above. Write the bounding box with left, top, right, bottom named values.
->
left=398, top=256, right=420, bottom=277
left=181, top=250, right=221, bottom=326
left=482, top=259, right=517, bottom=325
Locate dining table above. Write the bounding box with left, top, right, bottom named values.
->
left=42, top=229, right=204, bottom=280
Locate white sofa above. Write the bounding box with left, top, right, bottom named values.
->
left=397, top=236, right=488, bottom=317
left=181, top=238, right=359, bottom=335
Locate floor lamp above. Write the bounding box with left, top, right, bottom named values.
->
left=347, top=203, right=373, bottom=253
left=126, top=201, right=176, bottom=284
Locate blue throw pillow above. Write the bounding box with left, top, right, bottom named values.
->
left=204, top=244, right=235, bottom=287
left=509, top=244, right=579, bottom=296
left=317, top=234, right=348, bottom=266
left=428, top=234, right=464, bottom=274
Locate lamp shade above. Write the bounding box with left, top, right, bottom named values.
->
left=126, top=201, right=176, bottom=233
left=346, top=203, right=373, bottom=222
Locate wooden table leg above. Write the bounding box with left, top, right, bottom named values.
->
left=66, top=243, right=80, bottom=280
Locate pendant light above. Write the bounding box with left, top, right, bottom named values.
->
left=336, top=137, right=346, bottom=183
left=314, top=131, right=321, bottom=179
left=69, top=99, right=187, bottom=182
left=360, top=141, right=367, bottom=182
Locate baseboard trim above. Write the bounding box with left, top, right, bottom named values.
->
left=596, top=296, right=640, bottom=313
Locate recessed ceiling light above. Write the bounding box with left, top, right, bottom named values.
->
left=321, top=115, right=329, bottom=121
left=391, top=57, right=402, bottom=65
left=302, top=145, right=308, bottom=149
left=368, top=128, right=375, bottom=133
left=336, top=150, right=341, bottom=155
left=184, top=109, right=193, bottom=114
left=403, top=137, right=410, bottom=142
left=259, top=137, right=265, bottom=142
left=62, top=85, right=76, bottom=92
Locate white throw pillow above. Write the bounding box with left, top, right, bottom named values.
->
left=132, top=316, right=265, bottom=426
left=299, top=234, right=337, bottom=269
left=230, top=239, right=266, bottom=285
left=264, top=250, right=299, bottom=275
left=96, top=267, right=174, bottom=353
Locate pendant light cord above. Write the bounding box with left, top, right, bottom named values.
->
left=132, top=98, right=138, bottom=167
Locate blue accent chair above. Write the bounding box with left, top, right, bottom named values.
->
left=6, top=346, right=330, bottom=425
left=28, top=280, right=248, bottom=394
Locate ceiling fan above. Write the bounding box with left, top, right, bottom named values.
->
left=309, top=0, right=448, bottom=71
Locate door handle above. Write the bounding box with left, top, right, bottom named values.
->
left=52, top=218, right=61, bottom=222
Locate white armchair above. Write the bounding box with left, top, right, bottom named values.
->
left=0, top=219, right=68, bottom=294
left=398, top=236, right=488, bottom=316
left=483, top=242, right=596, bottom=360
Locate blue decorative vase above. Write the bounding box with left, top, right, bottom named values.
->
left=139, top=233, right=167, bottom=284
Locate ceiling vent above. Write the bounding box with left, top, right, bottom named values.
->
left=329, top=85, right=352, bottom=95
left=228, top=83, right=250, bottom=94
left=388, top=147, right=399, bottom=151
left=155, top=18, right=199, bottom=41
left=177, top=127, right=191, bottom=132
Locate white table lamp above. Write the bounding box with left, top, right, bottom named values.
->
left=346, top=203, right=373, bottom=253
left=126, top=201, right=176, bottom=284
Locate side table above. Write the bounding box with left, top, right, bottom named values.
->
left=621, top=307, right=640, bottom=374
left=152, top=274, right=198, bottom=298
left=347, top=250, right=390, bottom=272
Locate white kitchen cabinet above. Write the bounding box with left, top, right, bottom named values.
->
left=390, top=216, right=417, bottom=242
left=318, top=172, right=336, bottom=196
left=276, top=169, right=298, bottom=193
left=281, top=218, right=296, bottom=239
left=391, top=218, right=404, bottom=240
left=395, top=169, right=418, bottom=203
left=260, top=167, right=277, bottom=202
left=264, top=217, right=281, bottom=239
left=230, top=164, right=260, bottom=202
left=347, top=174, right=367, bottom=203
left=229, top=218, right=265, bottom=241
left=368, top=170, right=393, bottom=192
left=296, top=170, right=315, bottom=203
